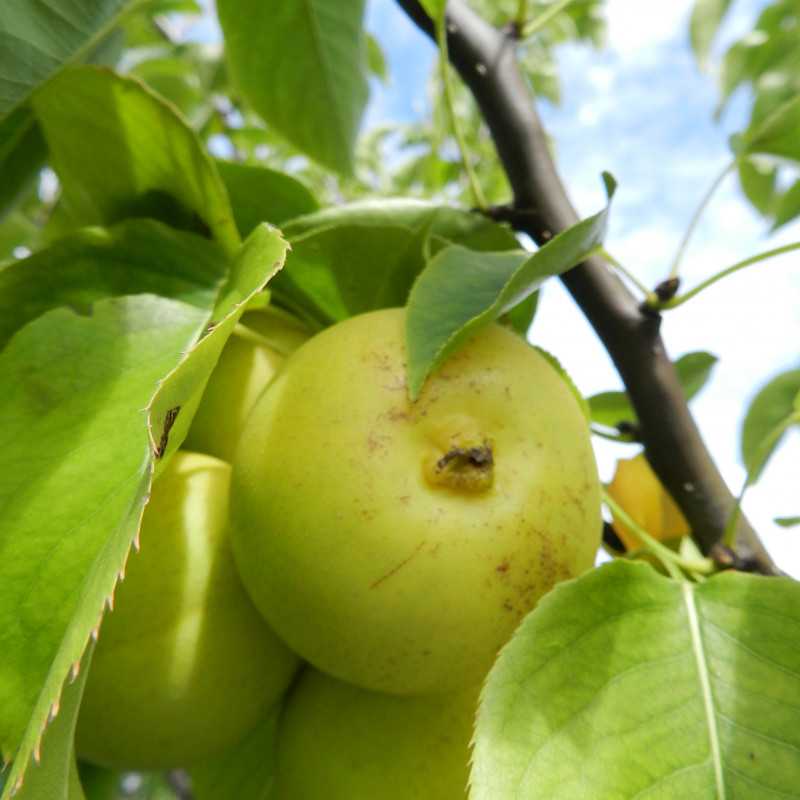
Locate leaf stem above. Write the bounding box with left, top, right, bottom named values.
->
left=522, top=0, right=576, bottom=38
left=654, top=241, right=800, bottom=310
left=604, top=491, right=715, bottom=579
left=667, top=159, right=736, bottom=280
left=599, top=248, right=656, bottom=301
left=436, top=7, right=487, bottom=209
left=515, top=0, right=530, bottom=29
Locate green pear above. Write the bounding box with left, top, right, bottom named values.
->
left=231, top=307, right=601, bottom=694
left=76, top=451, right=299, bottom=769
left=273, top=668, right=478, bottom=799
left=183, top=305, right=310, bottom=462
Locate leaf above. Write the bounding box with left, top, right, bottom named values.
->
left=32, top=67, right=239, bottom=254
left=0, top=296, right=207, bottom=791
left=689, top=0, right=733, bottom=66
left=274, top=200, right=518, bottom=327
left=588, top=351, right=718, bottom=427
left=406, top=173, right=616, bottom=399
left=148, top=224, right=289, bottom=467
left=675, top=351, right=719, bottom=400
left=737, top=155, right=778, bottom=218
left=606, top=454, right=690, bottom=550
left=366, top=34, right=389, bottom=84
left=0, top=225, right=286, bottom=793
left=0, top=107, right=47, bottom=223
left=741, top=368, right=800, bottom=481
left=775, top=516, right=800, bottom=528
left=742, top=94, right=800, bottom=164
left=0, top=220, right=226, bottom=352
left=189, top=704, right=281, bottom=800
left=283, top=199, right=518, bottom=249
left=217, top=0, right=370, bottom=174
left=587, top=391, right=635, bottom=428
left=471, top=560, right=800, bottom=799
left=215, top=160, right=319, bottom=237
left=772, top=177, right=800, bottom=231
left=10, top=648, right=92, bottom=800
left=0, top=0, right=134, bottom=119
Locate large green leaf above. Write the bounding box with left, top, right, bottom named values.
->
left=0, top=0, right=133, bottom=119
left=741, top=368, right=800, bottom=482
left=0, top=107, right=47, bottom=223
left=0, top=296, right=207, bottom=792
left=216, top=160, right=319, bottom=237
left=189, top=705, right=281, bottom=800
left=0, top=224, right=287, bottom=795
left=217, top=0, right=369, bottom=174
left=31, top=67, right=239, bottom=254
left=588, top=351, right=718, bottom=428
left=471, top=561, right=800, bottom=799
left=273, top=200, right=519, bottom=328
left=405, top=174, right=616, bottom=399
left=0, top=220, right=226, bottom=352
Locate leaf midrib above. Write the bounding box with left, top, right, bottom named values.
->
left=683, top=581, right=726, bottom=798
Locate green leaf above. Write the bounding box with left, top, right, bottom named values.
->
left=0, top=225, right=286, bottom=793
left=742, top=94, right=800, bottom=163
left=471, top=560, right=800, bottom=799
left=0, top=107, right=47, bottom=223
left=9, top=648, right=92, bottom=800
left=189, top=704, right=281, bottom=800
left=737, top=155, right=778, bottom=217
left=775, top=516, right=800, bottom=528
left=0, top=212, right=39, bottom=263
left=689, top=0, right=733, bottom=65
left=215, top=160, right=319, bottom=237
left=741, top=368, right=800, bottom=481
left=31, top=67, right=239, bottom=255
left=406, top=174, right=616, bottom=399
left=274, top=200, right=518, bottom=327
left=0, top=220, right=226, bottom=352
left=675, top=351, right=719, bottom=399
left=148, top=224, right=289, bottom=466
left=0, top=0, right=134, bottom=119
left=588, top=351, right=718, bottom=427
left=218, top=0, right=369, bottom=174
left=283, top=199, right=518, bottom=249
left=0, top=296, right=207, bottom=788
left=772, top=177, right=800, bottom=230
left=586, top=391, right=635, bottom=428
left=366, top=34, right=389, bottom=84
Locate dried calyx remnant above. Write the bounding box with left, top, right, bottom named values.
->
left=424, top=440, right=495, bottom=493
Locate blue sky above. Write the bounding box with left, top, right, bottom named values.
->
left=363, top=0, right=800, bottom=573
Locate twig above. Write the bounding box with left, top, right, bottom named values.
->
left=395, top=0, right=779, bottom=574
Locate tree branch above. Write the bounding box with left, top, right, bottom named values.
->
left=396, top=0, right=778, bottom=574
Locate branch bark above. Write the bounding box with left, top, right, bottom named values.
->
left=397, top=0, right=778, bottom=574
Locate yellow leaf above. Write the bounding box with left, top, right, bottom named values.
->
left=606, top=454, right=689, bottom=550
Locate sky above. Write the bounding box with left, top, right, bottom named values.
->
left=361, top=0, right=799, bottom=575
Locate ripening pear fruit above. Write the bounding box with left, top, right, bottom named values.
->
left=273, top=668, right=478, bottom=799
left=183, top=305, right=310, bottom=462
left=230, top=308, right=601, bottom=694
left=76, top=451, right=299, bottom=769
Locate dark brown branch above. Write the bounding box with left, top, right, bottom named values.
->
left=397, top=0, right=778, bottom=574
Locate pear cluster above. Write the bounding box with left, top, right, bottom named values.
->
left=76, top=306, right=601, bottom=797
